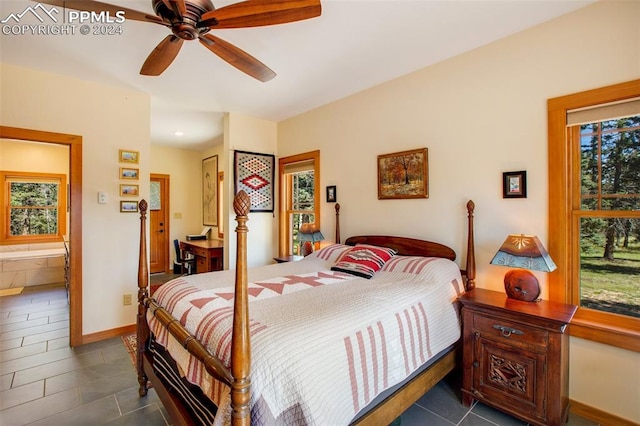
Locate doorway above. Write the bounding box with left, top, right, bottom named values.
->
left=150, top=174, right=170, bottom=273
left=0, top=126, right=83, bottom=347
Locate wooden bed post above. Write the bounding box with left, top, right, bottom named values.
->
left=335, top=203, right=341, bottom=244
left=231, top=191, right=251, bottom=425
left=465, top=200, right=476, bottom=290
left=136, top=200, right=150, bottom=396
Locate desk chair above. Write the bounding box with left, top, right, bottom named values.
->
left=174, top=239, right=196, bottom=275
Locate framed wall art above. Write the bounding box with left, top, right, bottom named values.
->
left=119, top=149, right=139, bottom=164
left=502, top=170, right=527, bottom=198
left=377, top=148, right=428, bottom=200
left=119, top=184, right=139, bottom=197
left=326, top=185, right=337, bottom=203
left=120, top=200, right=138, bottom=213
left=119, top=167, right=139, bottom=180
left=234, top=150, right=275, bottom=213
left=202, top=155, right=218, bottom=226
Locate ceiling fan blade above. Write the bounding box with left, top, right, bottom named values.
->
left=200, top=0, right=321, bottom=29
left=199, top=34, right=275, bottom=82
left=37, top=0, right=165, bottom=24
left=140, top=35, right=184, bottom=76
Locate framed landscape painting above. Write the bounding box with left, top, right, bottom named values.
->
left=378, top=148, right=428, bottom=199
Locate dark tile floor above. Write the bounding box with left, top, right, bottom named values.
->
left=1, top=281, right=600, bottom=425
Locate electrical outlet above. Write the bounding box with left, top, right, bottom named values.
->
left=123, top=294, right=132, bottom=305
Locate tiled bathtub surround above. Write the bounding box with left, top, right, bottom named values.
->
left=0, top=244, right=66, bottom=289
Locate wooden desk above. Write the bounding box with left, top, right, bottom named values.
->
left=180, top=239, right=224, bottom=273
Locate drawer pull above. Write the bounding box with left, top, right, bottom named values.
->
left=493, top=324, right=523, bottom=337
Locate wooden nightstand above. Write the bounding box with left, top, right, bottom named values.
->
left=273, top=255, right=304, bottom=263
left=459, top=289, right=577, bottom=426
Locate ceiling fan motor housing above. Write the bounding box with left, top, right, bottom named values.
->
left=152, top=0, right=215, bottom=40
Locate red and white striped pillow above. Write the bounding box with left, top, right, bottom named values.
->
left=331, top=244, right=397, bottom=279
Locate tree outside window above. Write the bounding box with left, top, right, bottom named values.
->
left=577, top=115, right=640, bottom=319
left=291, top=171, right=315, bottom=255
left=1, top=171, right=67, bottom=243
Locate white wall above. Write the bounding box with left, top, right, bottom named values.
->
left=0, top=63, right=150, bottom=335
left=224, top=113, right=278, bottom=269
left=278, top=1, right=640, bottom=422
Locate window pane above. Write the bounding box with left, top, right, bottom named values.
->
left=291, top=212, right=315, bottom=255
left=291, top=171, right=315, bottom=211
left=580, top=133, right=599, bottom=198
left=9, top=181, right=60, bottom=236
left=10, top=182, right=59, bottom=207
left=580, top=116, right=640, bottom=211
left=10, top=208, right=58, bottom=236
left=579, top=217, right=640, bottom=318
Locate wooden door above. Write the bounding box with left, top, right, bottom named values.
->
left=150, top=174, right=170, bottom=273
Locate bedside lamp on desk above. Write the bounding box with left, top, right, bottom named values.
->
left=490, top=234, right=557, bottom=302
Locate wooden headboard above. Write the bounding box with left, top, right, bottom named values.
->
left=339, top=201, right=476, bottom=290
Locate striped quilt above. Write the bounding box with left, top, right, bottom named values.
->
left=148, top=244, right=465, bottom=425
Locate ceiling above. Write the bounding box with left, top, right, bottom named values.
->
left=0, top=0, right=595, bottom=150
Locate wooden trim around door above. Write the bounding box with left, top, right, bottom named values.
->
left=0, top=126, right=83, bottom=347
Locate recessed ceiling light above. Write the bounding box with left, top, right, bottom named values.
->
left=173, top=131, right=184, bottom=136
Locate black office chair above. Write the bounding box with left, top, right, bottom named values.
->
left=174, top=239, right=196, bottom=275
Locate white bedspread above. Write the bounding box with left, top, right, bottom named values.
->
left=148, top=244, right=465, bottom=425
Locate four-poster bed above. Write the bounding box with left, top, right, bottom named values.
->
left=136, top=192, right=476, bottom=425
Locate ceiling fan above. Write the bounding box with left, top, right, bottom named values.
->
left=36, top=0, right=322, bottom=81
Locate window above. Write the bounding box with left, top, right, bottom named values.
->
left=548, top=80, right=640, bottom=352
left=1, top=171, right=67, bottom=244
left=278, top=151, right=320, bottom=256
left=575, top=116, right=639, bottom=319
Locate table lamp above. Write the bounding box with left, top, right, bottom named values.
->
left=490, top=234, right=557, bottom=302
left=298, top=223, right=325, bottom=256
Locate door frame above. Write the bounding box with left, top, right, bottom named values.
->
left=1, top=126, right=83, bottom=347
left=150, top=173, right=170, bottom=273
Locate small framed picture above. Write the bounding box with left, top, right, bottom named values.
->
left=326, top=185, right=337, bottom=203
left=120, top=167, right=139, bottom=180
left=119, top=149, right=139, bottom=164
left=120, top=184, right=139, bottom=197
left=120, top=200, right=138, bottom=212
left=502, top=171, right=527, bottom=198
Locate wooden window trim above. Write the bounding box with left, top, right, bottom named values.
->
left=278, top=150, right=320, bottom=257
left=1, top=170, right=67, bottom=244
left=548, top=79, right=640, bottom=352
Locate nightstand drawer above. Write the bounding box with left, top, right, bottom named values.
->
left=473, top=314, right=548, bottom=348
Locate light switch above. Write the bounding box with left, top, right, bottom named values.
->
left=98, top=192, right=107, bottom=204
